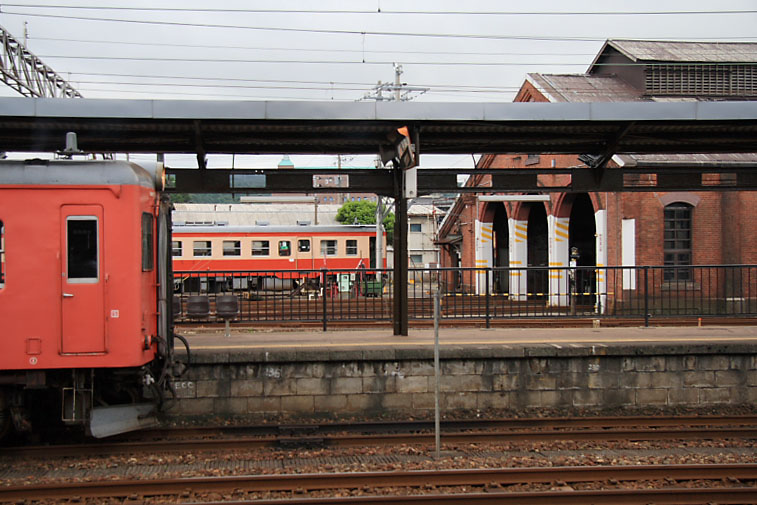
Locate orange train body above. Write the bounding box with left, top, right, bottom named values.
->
left=0, top=159, right=177, bottom=439
left=172, top=225, right=387, bottom=274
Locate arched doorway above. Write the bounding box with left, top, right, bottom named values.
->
left=526, top=203, right=548, bottom=299
left=491, top=203, right=509, bottom=294
left=568, top=193, right=596, bottom=304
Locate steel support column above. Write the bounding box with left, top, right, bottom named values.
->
left=392, top=168, right=409, bottom=336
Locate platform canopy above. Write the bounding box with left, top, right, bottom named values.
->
left=0, top=97, right=756, bottom=156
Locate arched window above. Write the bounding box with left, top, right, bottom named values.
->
left=664, top=203, right=692, bottom=282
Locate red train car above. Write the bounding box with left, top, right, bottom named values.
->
left=172, top=224, right=385, bottom=271
left=171, top=224, right=386, bottom=295
left=0, top=158, right=183, bottom=439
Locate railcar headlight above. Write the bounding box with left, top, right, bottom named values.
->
left=154, top=162, right=166, bottom=191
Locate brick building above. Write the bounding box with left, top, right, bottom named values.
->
left=437, top=40, right=757, bottom=311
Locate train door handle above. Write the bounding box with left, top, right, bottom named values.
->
left=63, top=293, right=75, bottom=298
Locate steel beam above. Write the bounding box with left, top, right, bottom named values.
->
left=0, top=27, right=81, bottom=98
left=0, top=98, right=756, bottom=155
left=392, top=168, right=409, bottom=336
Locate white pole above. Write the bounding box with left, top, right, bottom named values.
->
left=434, top=290, right=441, bottom=459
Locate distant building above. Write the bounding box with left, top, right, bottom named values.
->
left=437, top=39, right=757, bottom=307
left=173, top=203, right=342, bottom=227
left=276, top=154, right=378, bottom=205
left=388, top=198, right=448, bottom=268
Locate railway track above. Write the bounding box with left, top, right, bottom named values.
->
left=1, top=464, right=755, bottom=504
left=6, top=415, right=757, bottom=458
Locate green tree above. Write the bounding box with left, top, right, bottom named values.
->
left=336, top=200, right=394, bottom=242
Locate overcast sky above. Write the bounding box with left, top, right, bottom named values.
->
left=1, top=1, right=755, bottom=168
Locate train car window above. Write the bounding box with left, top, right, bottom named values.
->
left=278, top=240, right=291, bottom=257
left=320, top=240, right=337, bottom=256
left=252, top=240, right=270, bottom=256
left=67, top=217, right=98, bottom=281
left=346, top=240, right=358, bottom=255
left=298, top=239, right=310, bottom=252
left=141, top=213, right=154, bottom=272
left=193, top=241, right=212, bottom=257
left=223, top=240, right=241, bottom=256
left=172, top=241, right=183, bottom=257
left=0, top=220, right=4, bottom=288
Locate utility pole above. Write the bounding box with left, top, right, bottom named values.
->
left=360, top=63, right=429, bottom=102
left=361, top=65, right=423, bottom=335
left=394, top=64, right=402, bottom=101
left=362, top=63, right=425, bottom=271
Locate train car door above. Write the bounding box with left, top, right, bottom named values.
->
left=296, top=236, right=315, bottom=270
left=60, top=205, right=105, bottom=354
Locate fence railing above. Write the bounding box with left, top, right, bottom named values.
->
left=173, top=265, right=757, bottom=327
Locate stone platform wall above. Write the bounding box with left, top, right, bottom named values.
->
left=169, top=343, right=757, bottom=420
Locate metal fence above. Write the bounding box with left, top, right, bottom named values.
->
left=173, top=265, right=757, bottom=327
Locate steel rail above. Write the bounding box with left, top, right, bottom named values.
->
left=146, top=413, right=757, bottom=438
left=1, top=464, right=756, bottom=502
left=5, top=425, right=757, bottom=458
left=198, top=488, right=757, bottom=504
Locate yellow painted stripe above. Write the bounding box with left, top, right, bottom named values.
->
left=556, top=239, right=564, bottom=242
left=510, top=261, right=523, bottom=265
left=549, top=262, right=564, bottom=266
left=481, top=233, right=493, bottom=240
left=556, top=230, right=569, bottom=239
left=515, top=232, right=527, bottom=239
left=515, top=224, right=527, bottom=232
left=555, top=222, right=569, bottom=231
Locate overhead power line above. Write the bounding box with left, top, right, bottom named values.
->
left=34, top=54, right=595, bottom=66
left=27, top=35, right=599, bottom=58
left=64, top=70, right=523, bottom=92
left=3, top=11, right=756, bottom=42
left=36, top=53, right=757, bottom=67
left=2, top=4, right=755, bottom=16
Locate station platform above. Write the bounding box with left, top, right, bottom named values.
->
left=178, top=324, right=757, bottom=354
left=167, top=324, right=757, bottom=420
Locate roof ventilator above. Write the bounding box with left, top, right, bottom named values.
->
left=58, top=132, right=85, bottom=158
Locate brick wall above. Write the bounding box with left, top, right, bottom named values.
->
left=169, top=345, right=757, bottom=420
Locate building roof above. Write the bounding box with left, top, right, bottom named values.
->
left=601, top=39, right=757, bottom=64
left=526, top=39, right=757, bottom=165
left=408, top=203, right=444, bottom=217
left=173, top=224, right=376, bottom=234
left=615, top=152, right=757, bottom=167
left=172, top=203, right=342, bottom=226
left=527, top=74, right=643, bottom=103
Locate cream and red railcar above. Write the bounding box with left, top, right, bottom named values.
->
left=0, top=159, right=182, bottom=440
left=172, top=224, right=385, bottom=292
